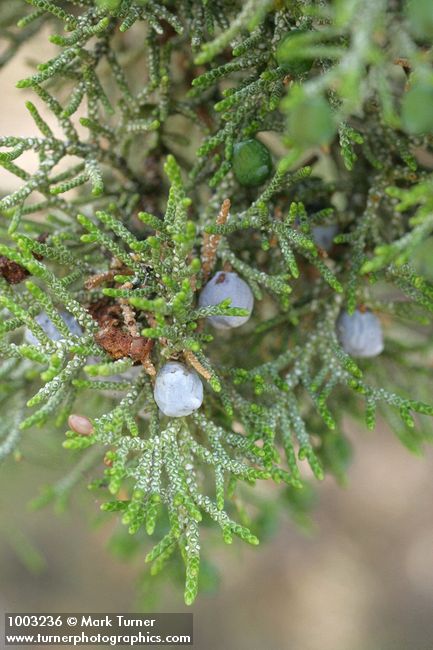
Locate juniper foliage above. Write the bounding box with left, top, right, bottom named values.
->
left=1, top=0, right=433, bottom=604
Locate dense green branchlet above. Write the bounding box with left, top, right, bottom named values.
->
left=0, top=0, right=433, bottom=604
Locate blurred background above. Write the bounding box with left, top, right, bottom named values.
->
left=2, top=415, right=433, bottom=650
left=1, top=27, right=433, bottom=650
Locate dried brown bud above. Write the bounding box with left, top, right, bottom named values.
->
left=68, top=414, right=94, bottom=436
left=0, top=256, right=29, bottom=284
left=129, top=336, right=153, bottom=363
left=95, top=325, right=132, bottom=359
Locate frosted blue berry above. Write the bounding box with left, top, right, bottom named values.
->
left=199, top=271, right=254, bottom=330
left=312, top=224, right=338, bottom=251
left=153, top=361, right=203, bottom=417
left=24, top=311, right=82, bottom=346
left=336, top=309, right=384, bottom=358
left=232, top=139, right=272, bottom=187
